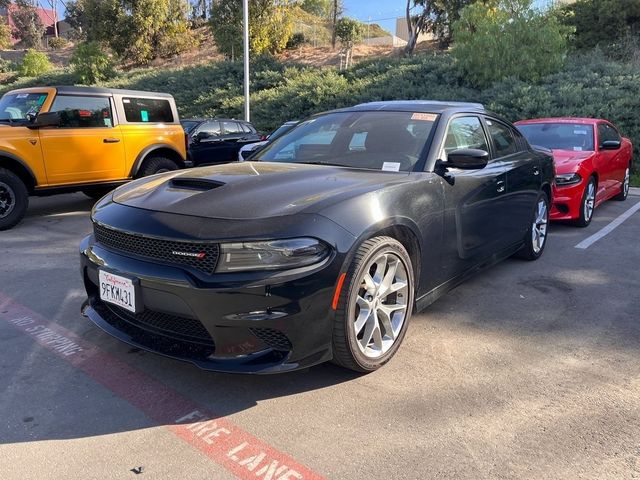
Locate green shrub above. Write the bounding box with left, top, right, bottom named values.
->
left=18, top=49, right=53, bottom=77
left=0, top=57, right=16, bottom=73
left=0, top=21, right=11, bottom=50
left=71, top=41, right=115, bottom=84
left=48, top=36, right=69, bottom=50
left=286, top=32, right=306, bottom=49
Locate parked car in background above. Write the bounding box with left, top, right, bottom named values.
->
left=0, top=86, right=187, bottom=230
left=515, top=118, right=632, bottom=227
left=80, top=100, right=554, bottom=374
left=238, top=120, right=299, bottom=161
left=181, top=118, right=263, bottom=167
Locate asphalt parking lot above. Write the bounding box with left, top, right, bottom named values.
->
left=1, top=191, right=640, bottom=480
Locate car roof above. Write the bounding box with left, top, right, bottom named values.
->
left=347, top=100, right=486, bottom=113
left=7, top=85, right=174, bottom=98
left=515, top=117, right=606, bottom=126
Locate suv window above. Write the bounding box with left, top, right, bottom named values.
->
left=50, top=95, right=113, bottom=128
left=196, top=121, right=221, bottom=137
left=222, top=121, right=242, bottom=134
left=486, top=119, right=517, bottom=157
left=597, top=123, right=621, bottom=146
left=0, top=92, right=48, bottom=120
left=443, top=116, right=488, bottom=159
left=122, top=97, right=173, bottom=123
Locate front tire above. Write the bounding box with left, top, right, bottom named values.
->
left=137, top=156, right=178, bottom=178
left=0, top=168, right=28, bottom=231
left=332, top=236, right=415, bottom=372
left=613, top=166, right=630, bottom=201
left=515, top=191, right=549, bottom=261
left=573, top=176, right=596, bottom=227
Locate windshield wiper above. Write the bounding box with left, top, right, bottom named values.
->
left=301, top=161, right=347, bottom=167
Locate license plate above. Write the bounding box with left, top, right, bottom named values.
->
left=99, top=270, right=138, bottom=313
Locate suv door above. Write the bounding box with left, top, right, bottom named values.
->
left=485, top=117, right=539, bottom=246
left=189, top=120, right=224, bottom=166
left=38, top=94, right=125, bottom=185
left=439, top=115, right=509, bottom=277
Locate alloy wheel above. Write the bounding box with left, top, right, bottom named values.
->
left=351, top=252, right=409, bottom=359
left=0, top=181, right=15, bottom=219
left=532, top=198, right=548, bottom=254
left=623, top=168, right=630, bottom=197
left=583, top=181, right=595, bottom=222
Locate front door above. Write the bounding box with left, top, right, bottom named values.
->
left=596, top=122, right=624, bottom=198
left=438, top=115, right=509, bottom=282
left=39, top=94, right=125, bottom=185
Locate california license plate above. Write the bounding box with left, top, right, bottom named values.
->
left=99, top=270, right=138, bottom=313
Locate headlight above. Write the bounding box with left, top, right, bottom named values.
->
left=555, top=172, right=582, bottom=186
left=215, top=238, right=329, bottom=272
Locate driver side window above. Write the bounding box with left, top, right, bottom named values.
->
left=195, top=121, right=221, bottom=140
left=597, top=123, right=621, bottom=146
left=442, top=116, right=488, bottom=160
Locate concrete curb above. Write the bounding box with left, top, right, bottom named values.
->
left=630, top=187, right=640, bottom=196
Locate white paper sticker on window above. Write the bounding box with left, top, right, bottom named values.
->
left=574, top=130, right=587, bottom=135
left=573, top=146, right=583, bottom=151
left=411, top=113, right=437, bottom=122
left=16, top=94, right=28, bottom=98
left=382, top=162, right=401, bottom=172
left=104, top=118, right=112, bottom=127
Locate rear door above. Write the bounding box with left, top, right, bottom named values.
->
left=39, top=94, right=125, bottom=185
left=485, top=116, right=539, bottom=246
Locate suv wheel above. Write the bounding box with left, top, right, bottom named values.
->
left=332, top=236, right=415, bottom=372
left=137, top=156, right=178, bottom=178
left=0, top=168, right=29, bottom=231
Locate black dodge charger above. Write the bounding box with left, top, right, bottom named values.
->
left=80, top=101, right=554, bottom=373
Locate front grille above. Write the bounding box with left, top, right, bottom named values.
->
left=106, top=303, right=214, bottom=347
left=250, top=328, right=292, bottom=351
left=94, top=223, right=220, bottom=274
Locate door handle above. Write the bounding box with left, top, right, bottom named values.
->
left=103, top=138, right=121, bottom=143
left=496, top=180, right=505, bottom=193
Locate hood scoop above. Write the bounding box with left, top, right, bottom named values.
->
left=169, top=177, right=226, bottom=191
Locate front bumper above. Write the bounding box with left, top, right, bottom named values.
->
left=551, top=181, right=585, bottom=221
left=80, top=234, right=344, bottom=374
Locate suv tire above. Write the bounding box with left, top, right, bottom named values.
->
left=137, top=156, right=178, bottom=178
left=0, top=168, right=29, bottom=231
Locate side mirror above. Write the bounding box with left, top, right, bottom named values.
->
left=444, top=148, right=489, bottom=170
left=27, top=111, right=60, bottom=129
left=600, top=140, right=621, bottom=150
left=194, top=131, right=211, bottom=142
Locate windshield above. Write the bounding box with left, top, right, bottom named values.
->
left=253, top=111, right=437, bottom=172
left=518, top=123, right=595, bottom=151
left=181, top=120, right=200, bottom=133
left=0, top=92, right=48, bottom=121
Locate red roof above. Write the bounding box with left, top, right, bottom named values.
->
left=5, top=3, right=57, bottom=44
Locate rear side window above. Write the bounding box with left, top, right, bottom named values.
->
left=486, top=119, right=517, bottom=157
left=222, top=121, right=242, bottom=134
left=122, top=97, right=173, bottom=123
left=50, top=95, right=113, bottom=128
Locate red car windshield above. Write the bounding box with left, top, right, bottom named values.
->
left=518, top=123, right=595, bottom=151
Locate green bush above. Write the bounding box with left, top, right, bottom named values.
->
left=71, top=41, right=115, bottom=84
left=48, top=37, right=69, bottom=50
left=0, top=57, right=16, bottom=73
left=286, top=32, right=306, bottom=49
left=18, top=49, right=53, bottom=77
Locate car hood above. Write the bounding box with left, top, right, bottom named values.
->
left=113, top=161, right=411, bottom=220
left=552, top=149, right=595, bottom=173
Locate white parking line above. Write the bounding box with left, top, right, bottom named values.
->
left=575, top=200, right=640, bottom=249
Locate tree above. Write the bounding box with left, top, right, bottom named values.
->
left=10, top=0, right=45, bottom=49
left=335, top=16, right=361, bottom=68
left=405, top=0, right=478, bottom=55
left=71, top=41, right=115, bottom=84
left=210, top=0, right=295, bottom=58
left=300, top=0, right=331, bottom=17
left=65, top=0, right=195, bottom=64
left=330, top=0, right=343, bottom=49
left=452, top=0, right=571, bottom=87
left=559, top=0, right=640, bottom=55
left=0, top=19, right=11, bottom=50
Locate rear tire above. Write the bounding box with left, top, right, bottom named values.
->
left=0, top=168, right=29, bottom=231
left=572, top=176, right=596, bottom=228
left=332, top=236, right=415, bottom=372
left=515, top=191, right=549, bottom=261
left=137, top=156, right=178, bottom=178
left=613, top=166, right=630, bottom=201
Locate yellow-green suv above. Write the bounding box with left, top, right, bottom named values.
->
left=0, top=86, right=188, bottom=230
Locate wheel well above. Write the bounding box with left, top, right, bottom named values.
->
left=591, top=172, right=599, bottom=186
left=375, top=225, right=421, bottom=283
left=138, top=147, right=183, bottom=172
left=542, top=183, right=552, bottom=203
left=0, top=156, right=36, bottom=193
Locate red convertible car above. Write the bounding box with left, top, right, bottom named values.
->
left=515, top=118, right=632, bottom=227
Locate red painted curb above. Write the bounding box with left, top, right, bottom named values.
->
left=0, top=292, right=325, bottom=480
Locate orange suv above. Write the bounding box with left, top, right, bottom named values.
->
left=0, top=86, right=188, bottom=230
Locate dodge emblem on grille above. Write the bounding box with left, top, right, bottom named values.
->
left=172, top=251, right=207, bottom=259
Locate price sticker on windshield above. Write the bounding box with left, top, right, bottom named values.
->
left=411, top=113, right=437, bottom=122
